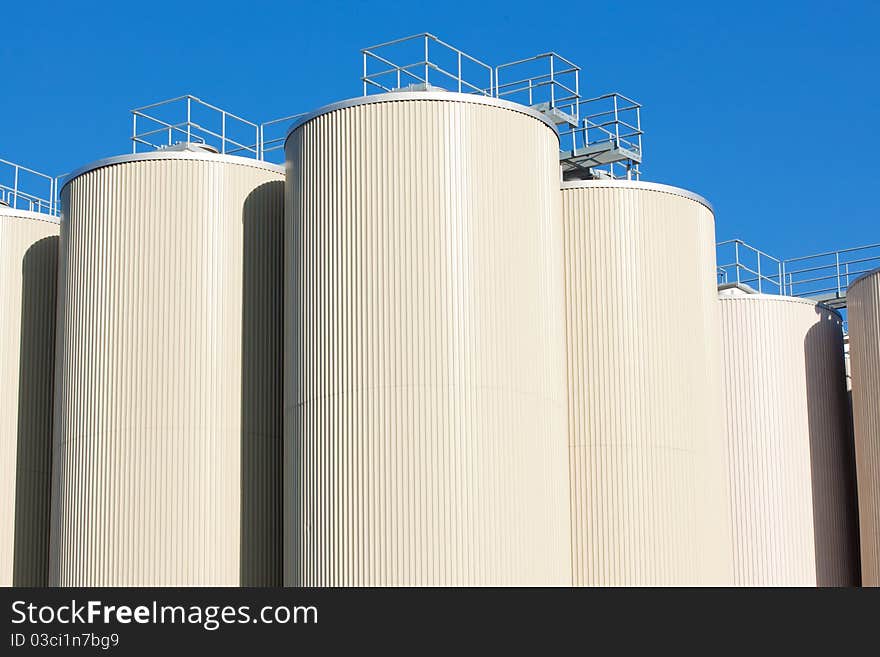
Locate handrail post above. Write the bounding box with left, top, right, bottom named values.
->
left=186, top=97, right=192, bottom=145
left=424, top=35, right=429, bottom=87
left=835, top=252, right=841, bottom=296
left=636, top=105, right=642, bottom=155
left=362, top=52, right=367, bottom=96
left=132, top=113, right=138, bottom=153
left=757, top=253, right=763, bottom=292
left=549, top=55, right=555, bottom=108
left=221, top=112, right=226, bottom=154
left=614, top=94, right=620, bottom=146
left=734, top=241, right=741, bottom=284
left=13, top=165, right=18, bottom=209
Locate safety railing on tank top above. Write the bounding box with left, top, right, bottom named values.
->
left=716, top=239, right=784, bottom=294
left=563, top=93, right=642, bottom=179
left=258, top=113, right=307, bottom=163
left=780, top=244, right=880, bottom=301
left=0, top=157, right=61, bottom=216
left=494, top=52, right=580, bottom=124
left=361, top=33, right=494, bottom=96
left=131, top=95, right=261, bottom=158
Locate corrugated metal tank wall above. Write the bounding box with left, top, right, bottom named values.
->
left=561, top=181, right=733, bottom=586
left=849, top=269, right=880, bottom=586
left=50, top=152, right=285, bottom=586
left=718, top=293, right=860, bottom=586
left=284, top=93, right=571, bottom=586
left=0, top=208, right=58, bottom=587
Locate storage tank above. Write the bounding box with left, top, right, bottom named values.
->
left=561, top=180, right=733, bottom=586
left=284, top=92, right=570, bottom=586
left=50, top=148, right=285, bottom=586
left=849, top=268, right=880, bottom=586
left=718, top=290, right=859, bottom=586
left=0, top=205, right=58, bottom=586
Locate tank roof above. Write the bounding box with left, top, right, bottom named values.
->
left=61, top=150, right=284, bottom=191
left=717, top=287, right=843, bottom=319
left=561, top=179, right=713, bottom=213
left=0, top=204, right=61, bottom=225
left=284, top=91, right=561, bottom=146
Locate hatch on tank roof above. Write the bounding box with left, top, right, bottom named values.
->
left=156, top=142, right=220, bottom=154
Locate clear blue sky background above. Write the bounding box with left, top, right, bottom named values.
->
left=2, top=0, right=877, bottom=257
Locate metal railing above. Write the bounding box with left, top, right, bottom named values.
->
left=560, top=92, right=643, bottom=180
left=716, top=239, right=784, bottom=294
left=359, top=34, right=644, bottom=179
left=494, top=52, right=580, bottom=123
left=781, top=243, right=880, bottom=299
left=0, top=157, right=60, bottom=216
left=131, top=95, right=260, bottom=158
left=716, top=239, right=880, bottom=303
left=361, top=33, right=494, bottom=96
left=259, top=113, right=307, bottom=162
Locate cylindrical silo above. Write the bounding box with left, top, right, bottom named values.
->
left=51, top=148, right=285, bottom=586
left=718, top=291, right=859, bottom=586
left=849, top=268, right=880, bottom=586
left=0, top=205, right=58, bottom=587
left=561, top=180, right=733, bottom=586
left=284, top=92, right=570, bottom=586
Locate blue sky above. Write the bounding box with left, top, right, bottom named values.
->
left=2, top=0, right=877, bottom=258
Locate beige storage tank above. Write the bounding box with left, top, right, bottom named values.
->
left=718, top=290, right=859, bottom=586
left=50, top=149, right=284, bottom=586
left=0, top=206, right=58, bottom=587
left=849, top=268, right=880, bottom=586
left=561, top=180, right=733, bottom=586
left=284, top=92, right=571, bottom=586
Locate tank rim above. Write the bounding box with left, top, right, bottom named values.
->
left=0, top=205, right=60, bottom=225
left=561, top=179, right=713, bottom=213
left=284, top=91, right=561, bottom=147
left=717, top=290, right=844, bottom=320
left=61, top=151, right=284, bottom=192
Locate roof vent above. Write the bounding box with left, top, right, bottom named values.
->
left=718, top=282, right=759, bottom=296
left=397, top=82, right=447, bottom=93
left=157, top=141, right=220, bottom=154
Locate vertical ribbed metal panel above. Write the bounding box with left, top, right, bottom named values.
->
left=0, top=209, right=58, bottom=587
left=849, top=269, right=880, bottom=586
left=719, top=294, right=859, bottom=586
left=284, top=96, right=571, bottom=586
left=51, top=155, right=284, bottom=586
left=561, top=182, right=734, bottom=586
